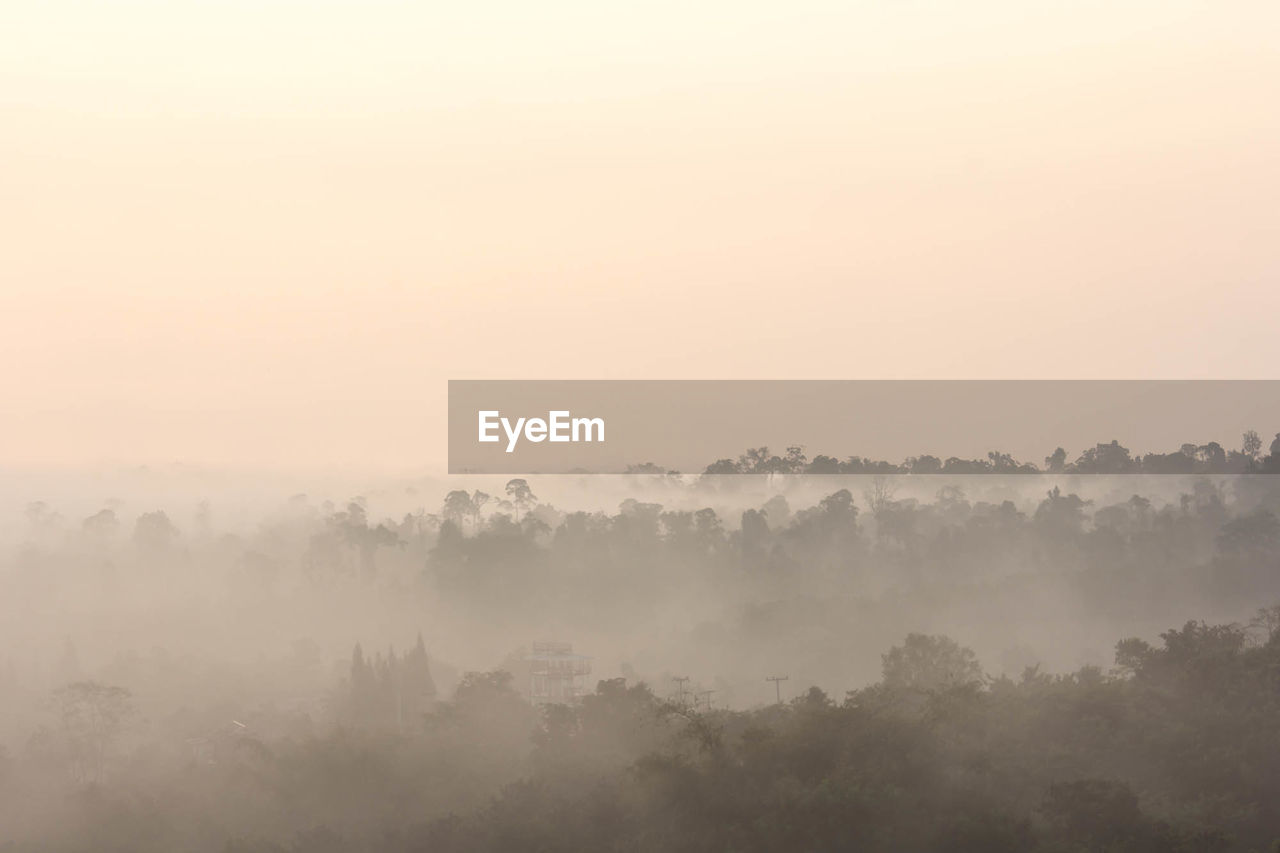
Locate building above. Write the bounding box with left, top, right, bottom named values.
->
left=525, top=641, right=591, bottom=705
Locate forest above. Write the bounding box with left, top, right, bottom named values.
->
left=696, top=431, right=1280, bottom=476
left=1, top=433, right=1280, bottom=851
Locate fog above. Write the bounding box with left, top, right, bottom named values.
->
left=7, top=0, right=1280, bottom=846
left=3, top=438, right=1280, bottom=850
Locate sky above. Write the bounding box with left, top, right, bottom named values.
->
left=2, top=0, right=1278, bottom=472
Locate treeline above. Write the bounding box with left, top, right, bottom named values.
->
left=338, top=635, right=437, bottom=733
left=9, top=614, right=1280, bottom=851
left=404, top=616, right=1280, bottom=852
left=695, top=430, right=1280, bottom=475
left=423, top=477, right=1280, bottom=624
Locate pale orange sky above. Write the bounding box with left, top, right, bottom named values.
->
left=2, top=1, right=1278, bottom=472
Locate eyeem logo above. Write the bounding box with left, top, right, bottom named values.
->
left=478, top=410, right=605, bottom=453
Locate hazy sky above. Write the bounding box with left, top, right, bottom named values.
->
left=3, top=1, right=1278, bottom=471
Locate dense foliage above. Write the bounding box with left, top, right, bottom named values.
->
left=3, top=431, right=1280, bottom=850
left=6, top=616, right=1280, bottom=851
left=700, top=432, right=1280, bottom=475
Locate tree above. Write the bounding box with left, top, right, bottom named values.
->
left=133, top=510, right=178, bottom=554
left=739, top=446, right=773, bottom=474
left=51, top=681, right=133, bottom=784
left=81, top=508, right=119, bottom=539
left=471, top=490, right=491, bottom=530
left=807, top=454, right=842, bottom=474
left=1071, top=440, right=1133, bottom=474
left=1113, top=637, right=1153, bottom=676
left=908, top=454, right=943, bottom=474
left=443, top=490, right=477, bottom=528
left=1195, top=441, right=1226, bottom=471
left=781, top=446, right=807, bottom=474
left=740, top=509, right=770, bottom=573
left=1034, top=486, right=1090, bottom=536
left=1216, top=509, right=1280, bottom=557
left=816, top=489, right=858, bottom=534
left=881, top=633, right=983, bottom=691
left=1042, top=779, right=1142, bottom=848
left=505, top=479, right=536, bottom=522
left=332, top=502, right=400, bottom=582
left=1243, top=430, right=1262, bottom=461
left=864, top=475, right=898, bottom=515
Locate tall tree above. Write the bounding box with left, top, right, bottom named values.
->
left=505, top=479, right=536, bottom=522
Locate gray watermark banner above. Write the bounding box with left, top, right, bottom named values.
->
left=447, top=380, right=1280, bottom=475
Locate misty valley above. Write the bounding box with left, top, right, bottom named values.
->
left=2, top=437, right=1280, bottom=851
left=9, top=0, right=1278, bottom=846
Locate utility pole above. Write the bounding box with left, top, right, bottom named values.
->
left=765, top=675, right=789, bottom=704
left=696, top=689, right=716, bottom=711
left=395, top=664, right=403, bottom=734
left=672, top=676, right=690, bottom=706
